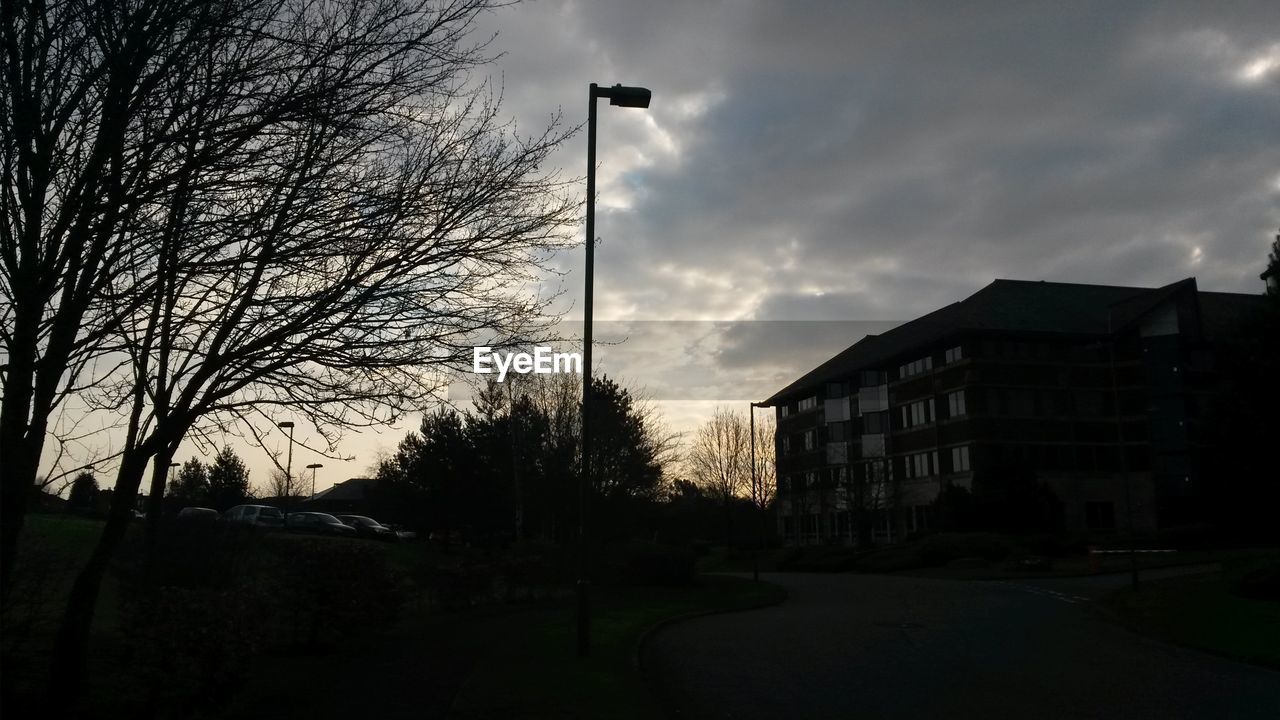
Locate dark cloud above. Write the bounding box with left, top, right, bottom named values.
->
left=459, top=0, right=1280, bottom=423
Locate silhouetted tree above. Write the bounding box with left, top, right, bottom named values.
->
left=262, top=469, right=307, bottom=501
left=587, top=377, right=665, bottom=502
left=206, top=449, right=251, bottom=512
left=67, top=473, right=99, bottom=511
left=379, top=374, right=674, bottom=549
left=36, top=0, right=577, bottom=703
left=1201, top=232, right=1280, bottom=542
left=687, top=407, right=750, bottom=545
left=168, top=460, right=210, bottom=506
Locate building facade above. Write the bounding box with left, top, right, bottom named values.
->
left=766, top=278, right=1264, bottom=546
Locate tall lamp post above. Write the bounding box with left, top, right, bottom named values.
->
left=306, top=463, right=323, bottom=498
left=278, top=421, right=295, bottom=497
left=749, top=402, right=764, bottom=582
left=579, top=82, right=652, bottom=658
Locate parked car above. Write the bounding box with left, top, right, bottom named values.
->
left=336, top=515, right=396, bottom=541
left=176, top=507, right=219, bottom=522
left=222, top=504, right=284, bottom=528
left=285, top=511, right=356, bottom=537
left=384, top=523, right=418, bottom=541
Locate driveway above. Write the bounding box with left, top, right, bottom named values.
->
left=642, top=572, right=1280, bottom=719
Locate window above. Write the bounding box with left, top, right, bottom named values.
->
left=951, top=446, right=971, bottom=472
left=862, top=411, right=889, bottom=435
left=907, top=505, right=931, bottom=533
left=947, top=390, right=967, bottom=418
left=898, top=355, right=934, bottom=379
left=780, top=405, right=791, bottom=418
left=803, top=429, right=816, bottom=451
left=829, top=422, right=848, bottom=442
left=944, top=346, right=963, bottom=364
left=799, top=396, right=818, bottom=412
left=782, top=436, right=791, bottom=455
left=903, top=451, right=937, bottom=479
left=1085, top=501, right=1116, bottom=530
left=900, top=399, right=935, bottom=428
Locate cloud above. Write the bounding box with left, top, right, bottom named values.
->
left=356, top=0, right=1280, bottom=468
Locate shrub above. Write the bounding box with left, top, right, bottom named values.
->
left=1233, top=562, right=1280, bottom=602
left=919, top=533, right=1013, bottom=566
left=624, top=541, right=696, bottom=586
left=119, top=584, right=269, bottom=717
left=256, top=536, right=408, bottom=650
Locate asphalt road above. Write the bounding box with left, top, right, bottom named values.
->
left=642, top=571, right=1280, bottom=719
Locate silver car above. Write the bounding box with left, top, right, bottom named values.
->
left=221, top=504, right=284, bottom=528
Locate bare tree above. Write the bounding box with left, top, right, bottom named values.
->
left=262, top=468, right=306, bottom=500
left=1, top=0, right=228, bottom=594
left=686, top=407, right=750, bottom=545
left=749, top=413, right=776, bottom=513
left=34, top=0, right=579, bottom=707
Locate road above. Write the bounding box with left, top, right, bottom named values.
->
left=642, top=571, right=1280, bottom=719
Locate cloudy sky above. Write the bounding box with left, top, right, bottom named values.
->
left=61, top=0, right=1280, bottom=492
left=432, top=0, right=1280, bottom=463
left=480, top=0, right=1278, bottom=324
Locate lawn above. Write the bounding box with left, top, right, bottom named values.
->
left=446, top=575, right=786, bottom=720
left=4, top=514, right=786, bottom=719
left=1105, top=555, right=1280, bottom=669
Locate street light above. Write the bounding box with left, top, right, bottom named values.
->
left=579, top=82, right=652, bottom=658
left=306, top=463, right=323, bottom=498
left=278, top=421, right=295, bottom=498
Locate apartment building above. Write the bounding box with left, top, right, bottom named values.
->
left=766, top=277, right=1265, bottom=545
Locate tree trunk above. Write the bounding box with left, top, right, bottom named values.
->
left=47, top=450, right=149, bottom=713
left=0, top=307, right=43, bottom=598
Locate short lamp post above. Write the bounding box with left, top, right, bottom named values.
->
left=579, top=82, right=652, bottom=659
left=306, top=463, right=323, bottom=498
left=278, top=421, right=295, bottom=497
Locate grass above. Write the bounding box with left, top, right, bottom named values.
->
left=1104, top=555, right=1280, bottom=669
left=446, top=576, right=786, bottom=719
left=5, top=514, right=786, bottom=719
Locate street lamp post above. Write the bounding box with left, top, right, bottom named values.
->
left=278, top=421, right=295, bottom=497
left=750, top=402, right=761, bottom=583
left=579, top=82, right=651, bottom=658
left=306, top=463, right=323, bottom=498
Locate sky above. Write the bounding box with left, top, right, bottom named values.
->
left=51, top=0, right=1280, bottom=494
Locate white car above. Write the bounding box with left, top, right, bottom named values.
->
left=221, top=504, right=284, bottom=528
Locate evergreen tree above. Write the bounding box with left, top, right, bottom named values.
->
left=206, top=448, right=251, bottom=511
left=68, top=472, right=99, bottom=510
left=168, top=460, right=210, bottom=505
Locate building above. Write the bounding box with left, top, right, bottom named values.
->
left=764, top=277, right=1265, bottom=546
left=300, top=478, right=378, bottom=516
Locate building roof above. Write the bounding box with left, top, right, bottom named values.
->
left=305, top=478, right=376, bottom=503
left=764, top=277, right=1265, bottom=406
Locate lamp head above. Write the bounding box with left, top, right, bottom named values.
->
left=599, top=83, right=651, bottom=108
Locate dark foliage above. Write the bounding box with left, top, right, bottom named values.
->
left=67, top=473, right=99, bottom=510
left=206, top=448, right=251, bottom=512
left=933, top=468, right=1064, bottom=535
left=378, top=375, right=665, bottom=551
left=1199, top=277, right=1280, bottom=544
left=621, top=542, right=697, bottom=586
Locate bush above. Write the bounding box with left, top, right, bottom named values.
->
left=1233, top=562, right=1280, bottom=602
left=256, top=536, right=408, bottom=650
left=623, top=542, right=696, bottom=586
left=919, top=533, right=1013, bottom=566
left=775, top=546, right=864, bottom=572
left=120, top=585, right=267, bottom=717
